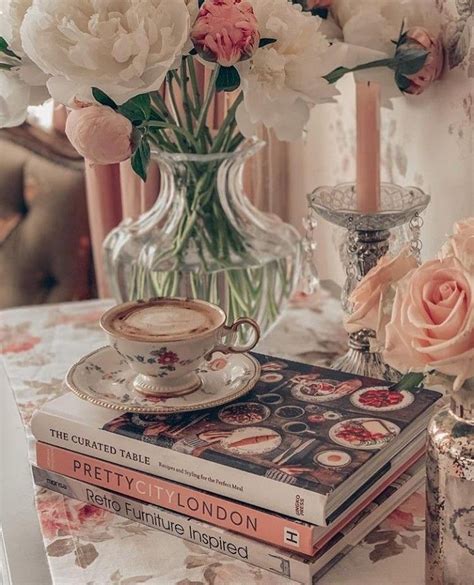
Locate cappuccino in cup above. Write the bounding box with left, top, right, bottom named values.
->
left=104, top=298, right=223, bottom=342
left=101, top=298, right=260, bottom=398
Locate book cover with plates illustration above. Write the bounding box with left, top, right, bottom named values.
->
left=32, top=353, right=442, bottom=526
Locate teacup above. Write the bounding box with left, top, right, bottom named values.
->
left=100, top=297, right=260, bottom=397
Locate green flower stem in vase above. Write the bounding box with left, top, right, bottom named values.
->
left=103, top=59, right=302, bottom=342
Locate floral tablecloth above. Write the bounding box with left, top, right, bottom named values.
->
left=1, top=290, right=426, bottom=585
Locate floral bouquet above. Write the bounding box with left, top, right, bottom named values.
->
left=345, top=218, right=474, bottom=393
left=0, top=0, right=443, bottom=170
left=0, top=0, right=444, bottom=336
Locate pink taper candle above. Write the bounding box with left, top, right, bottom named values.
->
left=356, top=81, right=381, bottom=213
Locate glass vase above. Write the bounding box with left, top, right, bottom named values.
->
left=103, top=139, right=302, bottom=342
left=426, top=379, right=474, bottom=585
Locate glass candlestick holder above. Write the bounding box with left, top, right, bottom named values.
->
left=307, top=182, right=430, bottom=381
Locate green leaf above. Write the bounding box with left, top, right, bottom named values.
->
left=259, top=38, right=276, bottom=48
left=0, top=36, right=21, bottom=60
left=118, top=93, right=152, bottom=124
left=323, top=66, right=351, bottom=84
left=215, top=66, right=241, bottom=93
left=389, top=372, right=425, bottom=392
left=0, top=62, right=14, bottom=71
left=92, top=87, right=117, bottom=109
left=131, top=137, right=150, bottom=181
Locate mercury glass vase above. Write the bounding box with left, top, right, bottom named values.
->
left=426, top=379, right=474, bottom=585
left=103, top=139, right=302, bottom=342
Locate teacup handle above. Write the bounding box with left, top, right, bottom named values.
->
left=210, top=318, right=261, bottom=357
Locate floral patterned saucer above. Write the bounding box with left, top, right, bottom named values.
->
left=66, top=346, right=261, bottom=414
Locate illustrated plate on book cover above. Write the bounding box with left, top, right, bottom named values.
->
left=102, top=353, right=441, bottom=496
left=66, top=346, right=260, bottom=414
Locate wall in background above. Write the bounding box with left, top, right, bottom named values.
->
left=288, top=0, right=473, bottom=285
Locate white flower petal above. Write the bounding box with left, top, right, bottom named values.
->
left=237, top=0, right=341, bottom=141
left=0, top=70, right=30, bottom=127
left=20, top=0, right=191, bottom=105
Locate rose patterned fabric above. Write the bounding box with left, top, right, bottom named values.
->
left=1, top=292, right=426, bottom=584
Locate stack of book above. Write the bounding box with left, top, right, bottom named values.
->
left=31, top=353, right=442, bottom=584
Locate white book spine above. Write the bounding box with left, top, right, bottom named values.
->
left=33, top=466, right=313, bottom=584
left=31, top=411, right=328, bottom=525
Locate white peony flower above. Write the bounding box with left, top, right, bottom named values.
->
left=0, top=70, right=30, bottom=126
left=332, top=0, right=440, bottom=55
left=0, top=0, right=49, bottom=127
left=330, top=0, right=442, bottom=103
left=236, top=0, right=343, bottom=141
left=20, top=0, right=191, bottom=106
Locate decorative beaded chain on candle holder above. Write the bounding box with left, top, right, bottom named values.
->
left=301, top=208, right=320, bottom=294
left=307, top=183, right=430, bottom=381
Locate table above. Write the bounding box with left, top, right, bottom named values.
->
left=1, top=290, right=426, bottom=585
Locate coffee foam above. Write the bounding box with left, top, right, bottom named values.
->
left=108, top=300, right=222, bottom=341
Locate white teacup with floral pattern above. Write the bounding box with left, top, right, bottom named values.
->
left=100, top=298, right=260, bottom=397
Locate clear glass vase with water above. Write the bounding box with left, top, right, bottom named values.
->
left=104, top=139, right=302, bottom=343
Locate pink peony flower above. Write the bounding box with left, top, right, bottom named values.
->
left=191, top=0, right=260, bottom=67
left=345, top=247, right=418, bottom=344
left=398, top=27, right=444, bottom=95
left=65, top=105, right=133, bottom=165
left=383, top=255, right=474, bottom=390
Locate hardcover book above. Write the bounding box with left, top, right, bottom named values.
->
left=31, top=353, right=442, bottom=526
left=35, top=438, right=425, bottom=555
left=33, top=459, right=425, bottom=585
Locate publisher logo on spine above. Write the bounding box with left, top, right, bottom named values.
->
left=283, top=527, right=300, bottom=547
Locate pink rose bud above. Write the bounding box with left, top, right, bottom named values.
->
left=65, top=105, right=133, bottom=165
left=400, top=27, right=444, bottom=95
left=191, top=0, right=260, bottom=67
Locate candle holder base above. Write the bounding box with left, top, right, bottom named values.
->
left=308, top=182, right=430, bottom=382
left=332, top=330, right=401, bottom=382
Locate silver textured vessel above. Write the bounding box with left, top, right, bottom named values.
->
left=426, top=380, right=474, bottom=585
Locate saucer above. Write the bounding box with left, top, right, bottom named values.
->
left=65, top=346, right=261, bottom=414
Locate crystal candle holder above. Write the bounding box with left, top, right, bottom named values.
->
left=308, top=182, right=430, bottom=381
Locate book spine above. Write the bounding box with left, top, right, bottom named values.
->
left=36, top=441, right=316, bottom=554
left=32, top=466, right=313, bottom=585
left=31, top=411, right=328, bottom=525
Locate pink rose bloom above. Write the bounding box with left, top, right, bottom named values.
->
left=66, top=105, right=133, bottom=165
left=345, top=247, right=418, bottom=343
left=441, top=217, right=474, bottom=271
left=384, top=256, right=474, bottom=390
left=400, top=27, right=445, bottom=95
left=191, top=0, right=260, bottom=67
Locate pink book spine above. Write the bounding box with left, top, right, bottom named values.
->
left=36, top=442, right=314, bottom=554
